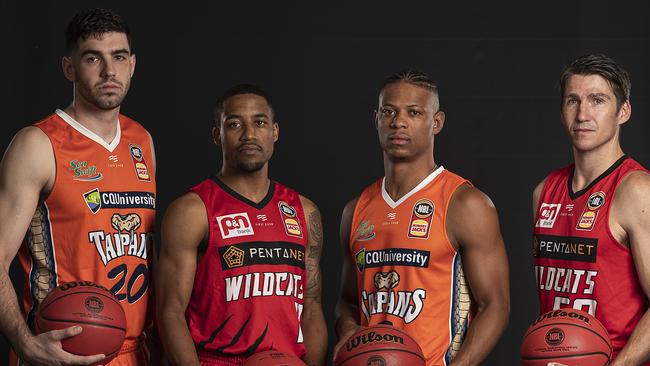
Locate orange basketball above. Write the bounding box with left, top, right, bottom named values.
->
left=243, top=350, right=307, bottom=365
left=334, top=325, right=425, bottom=366
left=521, top=308, right=612, bottom=365
left=34, top=281, right=126, bottom=364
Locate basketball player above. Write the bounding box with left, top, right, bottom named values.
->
left=0, top=9, right=156, bottom=366
left=532, top=54, right=650, bottom=365
left=334, top=70, right=510, bottom=365
left=156, top=84, right=327, bottom=366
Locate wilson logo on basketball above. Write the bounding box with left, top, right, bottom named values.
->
left=545, top=328, right=565, bottom=346
left=84, top=296, right=104, bottom=313
left=532, top=309, right=591, bottom=326
left=345, top=331, right=404, bottom=352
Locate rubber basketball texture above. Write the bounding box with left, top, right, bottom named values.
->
left=34, top=281, right=126, bottom=363
left=521, top=308, right=612, bottom=366
left=243, top=350, right=307, bottom=365
left=334, top=325, right=425, bottom=366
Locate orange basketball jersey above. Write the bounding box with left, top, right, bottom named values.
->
left=17, top=110, right=155, bottom=354
left=349, top=167, right=474, bottom=366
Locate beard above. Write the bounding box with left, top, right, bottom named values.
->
left=236, top=160, right=266, bottom=172
left=76, top=78, right=130, bottom=111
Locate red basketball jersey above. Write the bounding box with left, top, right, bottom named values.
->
left=187, top=177, right=307, bottom=361
left=533, top=155, right=649, bottom=359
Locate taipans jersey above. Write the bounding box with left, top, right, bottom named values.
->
left=187, top=177, right=308, bottom=360
left=17, top=110, right=156, bottom=343
left=349, top=166, right=475, bottom=366
left=533, top=155, right=649, bottom=360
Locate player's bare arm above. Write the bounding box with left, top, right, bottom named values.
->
left=333, top=198, right=361, bottom=358
left=156, top=192, right=208, bottom=366
left=446, top=184, right=510, bottom=366
left=0, top=127, right=105, bottom=365
left=608, top=171, right=650, bottom=366
left=299, top=196, right=327, bottom=366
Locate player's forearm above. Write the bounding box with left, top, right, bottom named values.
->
left=301, top=301, right=327, bottom=366
left=610, top=308, right=650, bottom=366
left=335, top=301, right=360, bottom=337
left=448, top=298, right=509, bottom=366
left=0, top=265, right=34, bottom=356
left=158, top=310, right=200, bottom=366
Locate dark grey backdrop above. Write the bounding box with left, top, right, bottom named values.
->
left=2, top=1, right=649, bottom=365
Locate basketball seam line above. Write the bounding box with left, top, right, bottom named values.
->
left=336, top=347, right=425, bottom=365
left=521, top=350, right=610, bottom=360
left=38, top=316, right=127, bottom=332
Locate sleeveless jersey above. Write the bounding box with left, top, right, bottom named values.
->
left=533, top=155, right=649, bottom=360
left=17, top=110, right=156, bottom=344
left=187, top=177, right=307, bottom=360
left=349, top=167, right=473, bottom=366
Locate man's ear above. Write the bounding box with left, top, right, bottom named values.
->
left=433, top=110, right=446, bottom=135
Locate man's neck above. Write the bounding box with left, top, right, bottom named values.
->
left=217, top=166, right=271, bottom=204
left=383, top=156, right=437, bottom=202
left=572, top=141, right=625, bottom=192
left=64, top=100, right=120, bottom=144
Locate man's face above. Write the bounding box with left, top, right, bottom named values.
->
left=63, top=32, right=135, bottom=110
left=561, top=74, right=630, bottom=152
left=376, top=82, right=444, bottom=161
left=215, top=94, right=279, bottom=173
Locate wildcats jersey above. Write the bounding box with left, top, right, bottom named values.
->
left=349, top=167, right=474, bottom=366
left=188, top=177, right=307, bottom=361
left=533, top=155, right=649, bottom=360
left=17, top=110, right=155, bottom=351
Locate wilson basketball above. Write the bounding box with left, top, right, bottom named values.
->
left=521, top=308, right=612, bottom=365
left=243, top=350, right=307, bottom=365
left=334, top=325, right=425, bottom=366
left=33, top=281, right=126, bottom=363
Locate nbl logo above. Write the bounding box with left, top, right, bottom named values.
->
left=536, top=203, right=561, bottom=229
left=217, top=212, right=255, bottom=239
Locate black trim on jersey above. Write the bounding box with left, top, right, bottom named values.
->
left=568, top=154, right=628, bottom=200
left=198, top=315, right=232, bottom=348
left=211, top=176, right=275, bottom=210
left=244, top=323, right=269, bottom=355
left=216, top=315, right=252, bottom=352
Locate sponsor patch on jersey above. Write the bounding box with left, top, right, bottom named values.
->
left=533, top=234, right=598, bottom=262
left=278, top=201, right=303, bottom=238
left=353, top=220, right=375, bottom=242
left=576, top=191, right=605, bottom=231
left=83, top=189, right=156, bottom=214
left=128, top=144, right=151, bottom=181
left=536, top=203, right=562, bottom=228
left=407, top=199, right=434, bottom=239
left=218, top=241, right=305, bottom=270
left=354, top=248, right=429, bottom=272
left=217, top=212, right=255, bottom=239
left=69, top=160, right=103, bottom=181
left=84, top=188, right=102, bottom=214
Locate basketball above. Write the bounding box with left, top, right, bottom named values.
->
left=334, top=325, right=425, bottom=366
left=33, top=281, right=126, bottom=363
left=521, top=308, right=612, bottom=365
left=243, top=350, right=307, bottom=365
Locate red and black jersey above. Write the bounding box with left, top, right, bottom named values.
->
left=187, top=177, right=308, bottom=361
left=533, top=155, right=649, bottom=360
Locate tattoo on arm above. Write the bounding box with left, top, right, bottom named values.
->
left=305, top=209, right=323, bottom=302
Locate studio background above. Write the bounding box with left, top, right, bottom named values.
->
left=1, top=1, right=649, bottom=365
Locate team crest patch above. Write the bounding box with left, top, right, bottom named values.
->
left=84, top=188, right=101, bottom=214
left=217, top=212, right=255, bottom=239
left=278, top=201, right=303, bottom=238
left=69, top=160, right=103, bottom=181
left=353, top=220, right=375, bottom=241
left=408, top=199, right=434, bottom=239
left=576, top=191, right=605, bottom=231
left=129, top=144, right=151, bottom=181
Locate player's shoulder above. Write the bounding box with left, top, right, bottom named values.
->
left=7, top=125, right=52, bottom=156
left=616, top=170, right=650, bottom=204
left=166, top=191, right=206, bottom=217
left=119, top=113, right=151, bottom=135
left=449, top=183, right=495, bottom=213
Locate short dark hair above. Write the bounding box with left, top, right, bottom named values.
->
left=213, top=84, right=274, bottom=125
left=66, top=8, right=131, bottom=54
left=560, top=53, right=631, bottom=110
left=381, top=69, right=439, bottom=95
